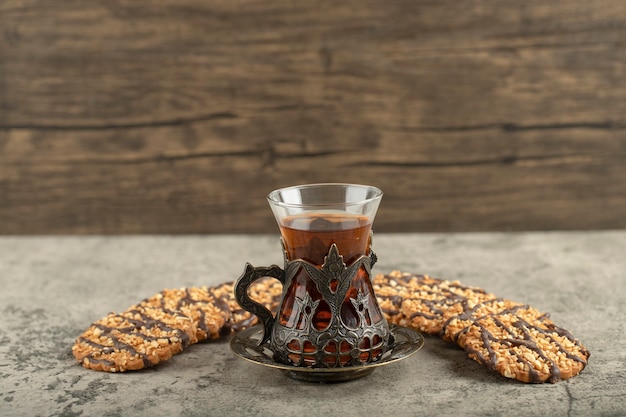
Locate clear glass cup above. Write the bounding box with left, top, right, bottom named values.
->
left=235, top=184, right=390, bottom=368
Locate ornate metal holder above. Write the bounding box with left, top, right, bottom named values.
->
left=231, top=324, right=424, bottom=382
left=235, top=240, right=391, bottom=369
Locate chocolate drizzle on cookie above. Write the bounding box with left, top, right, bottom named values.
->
left=174, top=288, right=210, bottom=337
left=75, top=308, right=193, bottom=371
left=73, top=271, right=589, bottom=381
left=126, top=307, right=193, bottom=348
left=459, top=305, right=590, bottom=383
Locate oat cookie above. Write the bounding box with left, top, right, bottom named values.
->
left=456, top=304, right=590, bottom=383
left=72, top=305, right=197, bottom=372
left=73, top=278, right=283, bottom=372
left=376, top=271, right=496, bottom=335
left=372, top=272, right=412, bottom=325
left=374, top=271, right=454, bottom=329
left=140, top=287, right=227, bottom=341
left=441, top=298, right=524, bottom=343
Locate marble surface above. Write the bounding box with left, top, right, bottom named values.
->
left=0, top=232, right=624, bottom=417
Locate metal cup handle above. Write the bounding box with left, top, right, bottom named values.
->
left=234, top=263, right=285, bottom=346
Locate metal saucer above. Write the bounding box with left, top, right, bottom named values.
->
left=230, top=324, right=424, bottom=383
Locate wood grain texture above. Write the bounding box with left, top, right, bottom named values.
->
left=1, top=0, right=625, bottom=233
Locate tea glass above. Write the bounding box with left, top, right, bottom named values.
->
left=234, top=183, right=390, bottom=368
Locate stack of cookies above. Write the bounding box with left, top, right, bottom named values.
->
left=72, top=271, right=590, bottom=383
left=72, top=279, right=283, bottom=373
left=373, top=271, right=590, bottom=383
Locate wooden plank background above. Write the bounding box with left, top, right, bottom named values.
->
left=1, top=0, right=625, bottom=234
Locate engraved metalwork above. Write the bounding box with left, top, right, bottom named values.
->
left=234, top=237, right=391, bottom=369
left=271, top=242, right=389, bottom=368
left=230, top=324, right=424, bottom=382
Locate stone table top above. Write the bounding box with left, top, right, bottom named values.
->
left=0, top=232, right=624, bottom=417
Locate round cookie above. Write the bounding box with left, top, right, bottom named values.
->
left=456, top=305, right=590, bottom=383
left=140, top=287, right=227, bottom=341
left=378, top=271, right=496, bottom=335
left=372, top=272, right=412, bottom=325
left=72, top=278, right=283, bottom=372
left=441, top=298, right=524, bottom=343
left=72, top=305, right=197, bottom=372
